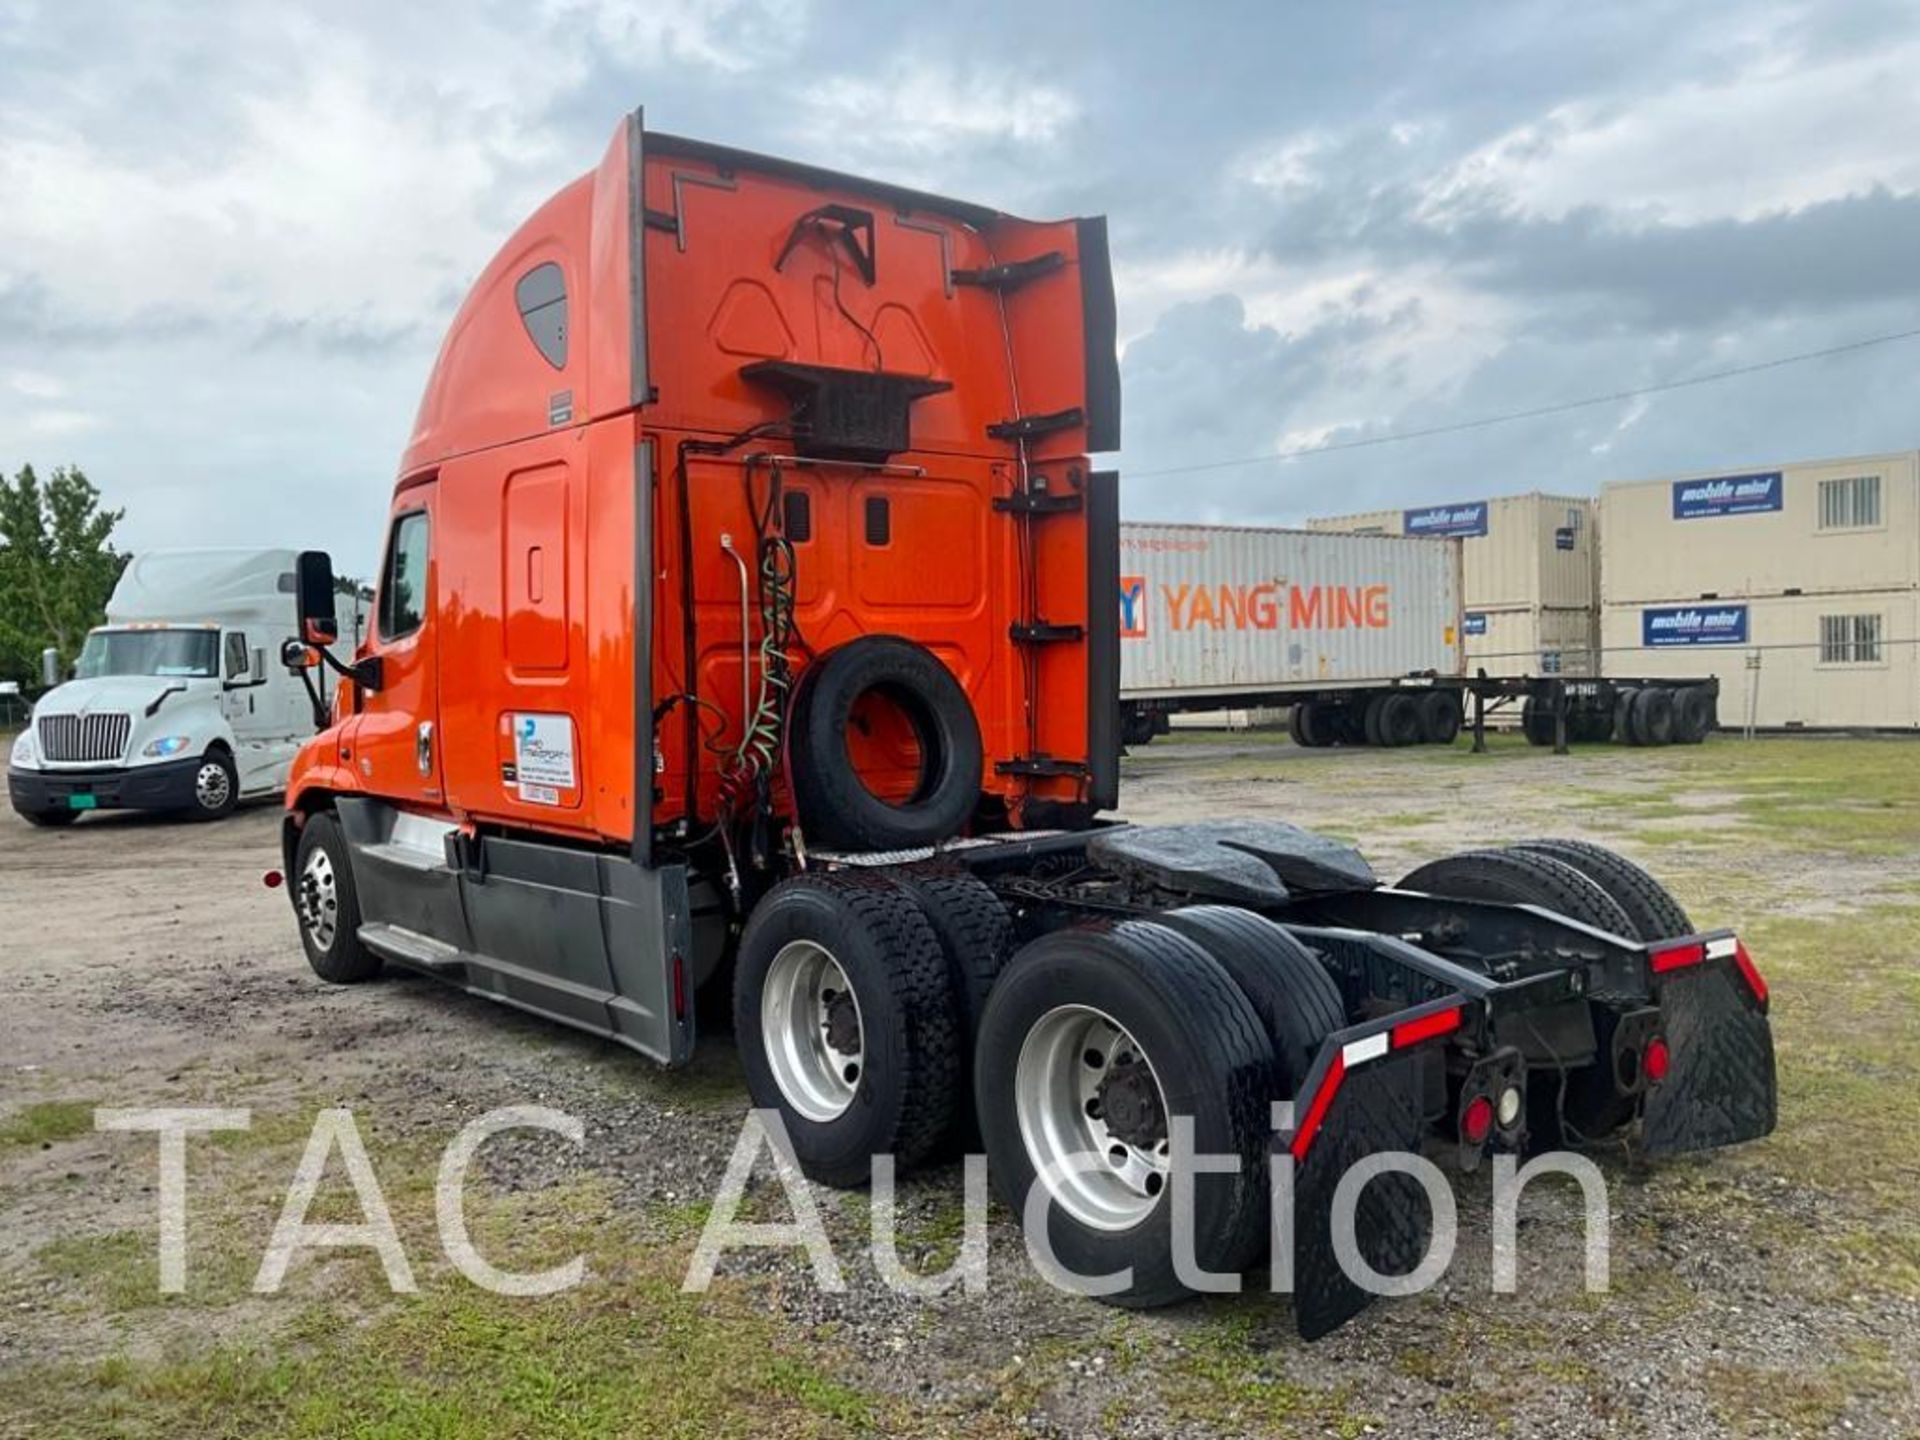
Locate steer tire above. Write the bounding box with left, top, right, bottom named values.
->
left=1508, top=839, right=1693, bottom=941
left=1629, top=686, right=1676, bottom=747
left=190, top=748, right=240, bottom=821
left=293, top=811, right=383, bottom=984
left=975, top=921, right=1274, bottom=1307
left=787, top=635, right=983, bottom=851
left=887, top=866, right=1013, bottom=1148
left=1396, top=848, right=1636, bottom=939
left=1673, top=686, right=1715, bottom=745
left=1147, top=906, right=1347, bottom=1098
left=1417, top=690, right=1463, bottom=746
left=734, top=872, right=961, bottom=1186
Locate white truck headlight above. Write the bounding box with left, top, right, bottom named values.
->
left=9, top=730, right=34, bottom=767
left=143, top=735, right=191, bottom=758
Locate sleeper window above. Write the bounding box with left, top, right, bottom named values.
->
left=516, top=263, right=569, bottom=369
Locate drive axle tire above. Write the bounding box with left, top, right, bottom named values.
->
left=975, top=921, right=1273, bottom=1307
left=1147, top=906, right=1346, bottom=1097
left=734, top=872, right=960, bottom=1186
left=293, top=811, right=382, bottom=984
left=1417, top=690, right=1463, bottom=746
left=1508, top=839, right=1692, bottom=941
left=887, top=866, right=1012, bottom=1147
left=787, top=635, right=983, bottom=852
left=1629, top=686, right=1676, bottom=747
left=1396, top=848, right=1635, bottom=939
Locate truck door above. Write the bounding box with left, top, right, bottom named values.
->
left=357, top=488, right=445, bottom=810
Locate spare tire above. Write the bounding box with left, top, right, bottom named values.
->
left=787, top=636, right=983, bottom=851
left=1629, top=686, right=1676, bottom=747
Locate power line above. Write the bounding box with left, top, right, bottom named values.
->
left=1128, top=324, right=1920, bottom=481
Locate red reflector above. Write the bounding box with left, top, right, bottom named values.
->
left=1392, top=1006, right=1463, bottom=1050
left=1289, top=1055, right=1346, bottom=1163
left=1733, top=941, right=1769, bottom=1007
left=262, top=870, right=284, bottom=889
left=1650, top=941, right=1707, bottom=974
left=671, top=953, right=688, bottom=1021
left=1461, top=1094, right=1494, bottom=1146
left=1644, top=1036, right=1672, bottom=1084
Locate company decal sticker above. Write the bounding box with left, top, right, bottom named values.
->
left=1118, top=576, right=1147, bottom=638
left=1463, top=613, right=1488, bottom=636
left=1402, top=501, right=1489, bottom=538
left=512, top=713, right=577, bottom=803
left=1671, top=471, right=1782, bottom=520
left=1118, top=581, right=1395, bottom=633
left=1641, top=604, right=1750, bottom=647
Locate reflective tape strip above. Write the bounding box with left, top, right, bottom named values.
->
left=1341, top=1032, right=1390, bottom=1069
left=1705, top=936, right=1738, bottom=960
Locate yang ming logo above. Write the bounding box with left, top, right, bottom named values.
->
left=1118, top=576, right=1147, bottom=638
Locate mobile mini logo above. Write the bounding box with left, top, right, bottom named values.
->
left=1119, top=576, right=1147, bottom=638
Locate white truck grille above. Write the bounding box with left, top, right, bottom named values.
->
left=36, top=712, right=133, bottom=764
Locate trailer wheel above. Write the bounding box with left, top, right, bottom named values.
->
left=1520, top=695, right=1557, bottom=746
left=1611, top=686, right=1639, bottom=745
left=887, top=867, right=1012, bottom=1146
left=734, top=872, right=959, bottom=1186
left=786, top=635, right=983, bottom=851
left=1367, top=692, right=1422, bottom=747
left=1396, top=848, right=1635, bottom=939
left=1122, top=707, right=1157, bottom=749
left=975, top=921, right=1272, bottom=1306
left=1289, top=702, right=1332, bottom=748
left=1629, top=686, right=1676, bottom=746
left=293, top=811, right=382, bottom=984
left=1417, top=690, right=1463, bottom=745
left=1673, top=686, right=1714, bottom=745
left=1508, top=839, right=1693, bottom=940
left=1573, top=701, right=1615, bottom=744
left=1147, top=906, right=1346, bottom=1097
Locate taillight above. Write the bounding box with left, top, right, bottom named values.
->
left=1733, top=941, right=1769, bottom=1007
left=1461, top=1095, right=1494, bottom=1146
left=1650, top=941, right=1707, bottom=973
left=1644, top=1036, right=1672, bottom=1084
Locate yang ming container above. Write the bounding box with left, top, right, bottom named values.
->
left=1119, top=522, right=1464, bottom=700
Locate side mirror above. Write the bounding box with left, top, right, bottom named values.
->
left=41, top=647, right=60, bottom=688
left=296, top=551, right=340, bottom=646
left=281, top=638, right=318, bottom=671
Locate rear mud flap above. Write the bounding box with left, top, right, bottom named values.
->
left=1289, top=1051, right=1429, bottom=1341
left=1643, top=962, right=1777, bottom=1155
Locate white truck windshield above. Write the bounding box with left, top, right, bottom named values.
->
left=75, top=629, right=219, bottom=679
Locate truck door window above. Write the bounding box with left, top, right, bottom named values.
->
left=515, top=262, right=568, bottom=369
left=224, top=632, right=250, bottom=680
left=379, top=511, right=431, bottom=641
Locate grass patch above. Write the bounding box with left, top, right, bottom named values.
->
left=0, top=1098, right=99, bottom=1150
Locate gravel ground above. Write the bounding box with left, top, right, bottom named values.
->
left=2, top=734, right=1917, bottom=1437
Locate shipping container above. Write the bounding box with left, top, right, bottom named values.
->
left=1307, top=492, right=1598, bottom=610
left=1464, top=605, right=1601, bottom=678
left=1119, top=522, right=1463, bottom=699
left=1599, top=590, right=1920, bottom=730
left=1600, top=451, right=1920, bottom=605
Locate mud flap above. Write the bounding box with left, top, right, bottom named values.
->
left=1642, top=961, right=1777, bottom=1155
left=1288, top=1050, right=1430, bottom=1340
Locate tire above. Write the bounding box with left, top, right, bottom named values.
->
left=1287, top=703, right=1314, bottom=748
left=975, top=921, right=1273, bottom=1307
left=1362, top=693, right=1389, bottom=747
left=190, top=748, right=239, bottom=820
left=1673, top=686, right=1714, bottom=745
left=1122, top=708, right=1156, bottom=749
left=1520, top=695, right=1557, bottom=747
left=1396, top=848, right=1635, bottom=939
left=1629, top=686, right=1676, bottom=747
left=1400, top=848, right=1639, bottom=1146
left=1146, top=906, right=1346, bottom=1097
left=1333, top=705, right=1369, bottom=746
left=1417, top=690, right=1463, bottom=746
left=17, top=806, right=80, bottom=828
left=887, top=866, right=1012, bottom=1147
left=1374, top=692, right=1422, bottom=747
left=787, top=635, right=983, bottom=851
left=1289, top=702, right=1333, bottom=749
left=293, top=811, right=382, bottom=983
left=1611, top=686, right=1639, bottom=746
left=734, top=872, right=960, bottom=1186
left=1507, top=839, right=1693, bottom=941
left=1573, top=701, right=1615, bottom=745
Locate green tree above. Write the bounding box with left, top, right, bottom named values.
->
left=0, top=465, right=127, bottom=684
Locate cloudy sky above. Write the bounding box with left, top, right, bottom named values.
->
left=4, top=0, right=1919, bottom=574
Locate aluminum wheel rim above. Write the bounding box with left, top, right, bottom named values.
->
left=300, top=848, right=338, bottom=951
left=1015, top=1004, right=1172, bottom=1231
left=195, top=760, right=231, bottom=810
left=761, top=941, right=864, bottom=1123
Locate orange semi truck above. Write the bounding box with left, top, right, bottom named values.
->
left=280, top=111, right=1776, bottom=1336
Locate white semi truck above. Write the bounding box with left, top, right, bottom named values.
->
left=8, top=549, right=362, bottom=826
